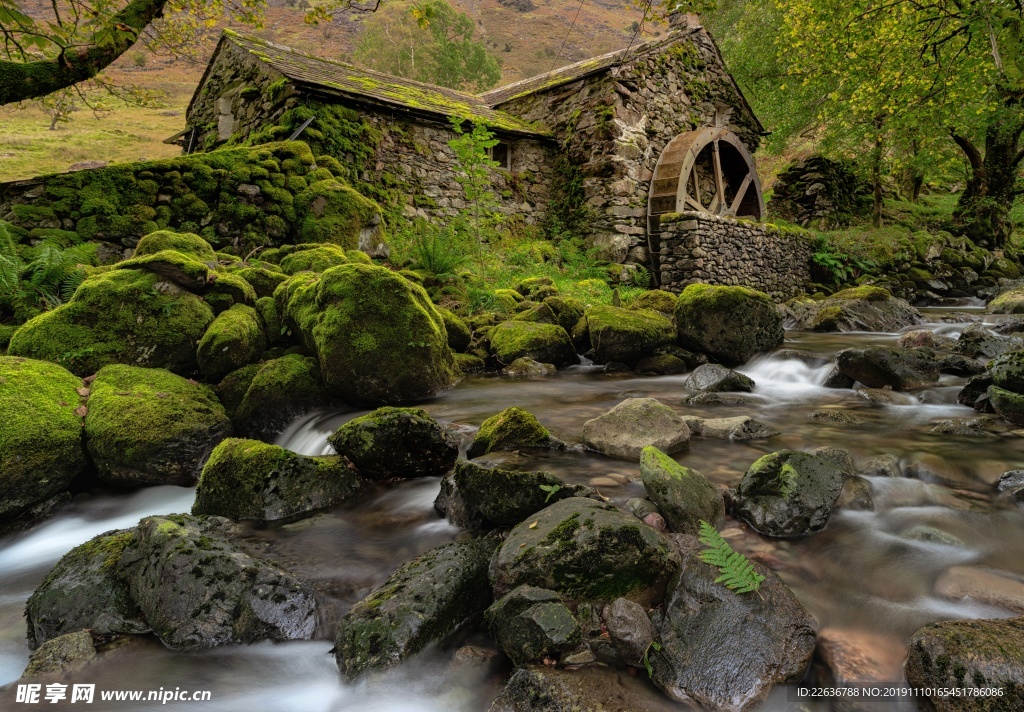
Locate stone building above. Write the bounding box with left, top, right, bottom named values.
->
left=176, top=15, right=796, bottom=292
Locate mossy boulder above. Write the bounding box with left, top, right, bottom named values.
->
left=204, top=270, right=257, bottom=313
left=636, top=354, right=688, bottom=375
left=279, top=244, right=349, bottom=275
left=502, top=357, right=556, bottom=377
left=455, top=352, right=485, bottom=374
left=629, top=290, right=678, bottom=315
left=485, top=586, right=581, bottom=666
left=542, top=296, right=585, bottom=333
left=236, top=266, right=288, bottom=298
left=8, top=269, right=214, bottom=376
left=119, top=249, right=212, bottom=292
left=327, top=406, right=459, bottom=480
left=284, top=263, right=460, bottom=403
left=490, top=497, right=681, bottom=605
left=25, top=529, right=149, bottom=649
left=84, top=365, right=232, bottom=486
left=675, top=284, right=783, bottom=366
left=905, top=617, right=1024, bottom=711
left=582, top=397, right=690, bottom=460
left=835, top=347, right=939, bottom=390
left=584, top=305, right=676, bottom=365
left=515, top=276, right=555, bottom=298
left=133, top=230, right=216, bottom=261
left=796, top=286, right=923, bottom=332
left=196, top=304, right=267, bottom=381
left=0, top=357, right=86, bottom=528
left=732, top=450, right=847, bottom=537
left=467, top=406, right=561, bottom=458
left=489, top=320, right=578, bottom=367
left=988, top=386, right=1024, bottom=426
left=118, top=514, right=316, bottom=650
left=955, top=323, right=1024, bottom=359
left=435, top=460, right=595, bottom=529
left=334, top=538, right=498, bottom=678
left=294, top=178, right=383, bottom=249
left=650, top=534, right=816, bottom=711
left=513, top=302, right=559, bottom=326
left=22, top=630, right=97, bottom=678
left=987, top=351, right=1024, bottom=393
left=193, top=438, right=361, bottom=522
left=639, top=446, right=724, bottom=535
left=230, top=354, right=328, bottom=439
left=990, top=287, right=1024, bottom=314
left=438, top=307, right=472, bottom=352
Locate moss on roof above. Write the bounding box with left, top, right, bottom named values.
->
left=222, top=31, right=549, bottom=137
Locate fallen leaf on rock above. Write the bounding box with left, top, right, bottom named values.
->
left=75, top=406, right=88, bottom=417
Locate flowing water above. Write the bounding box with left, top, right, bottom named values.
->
left=2, top=306, right=1023, bottom=710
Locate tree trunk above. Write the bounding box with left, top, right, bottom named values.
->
left=871, top=117, right=884, bottom=227
left=951, top=101, right=1024, bottom=249
left=0, top=0, right=166, bottom=105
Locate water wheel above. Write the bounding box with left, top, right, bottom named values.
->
left=648, top=127, right=765, bottom=222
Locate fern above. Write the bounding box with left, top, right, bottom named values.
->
left=0, top=222, right=23, bottom=303
left=697, top=521, right=765, bottom=595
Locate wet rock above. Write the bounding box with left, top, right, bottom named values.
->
left=817, top=627, right=906, bottom=684
left=196, top=304, right=267, bottom=381
left=996, top=470, right=1024, bottom=502
left=582, top=397, right=690, bottom=459
left=643, top=512, right=667, bottom=531
left=675, top=284, right=784, bottom=365
left=859, top=454, right=902, bottom=478
left=501, top=357, right=556, bottom=377
left=0, top=357, right=86, bottom=530
left=733, top=450, right=846, bottom=537
left=85, top=365, right=232, bottom=487
left=489, top=320, right=579, bottom=367
left=489, top=497, right=680, bottom=605
left=954, top=322, right=1024, bottom=359
left=898, top=329, right=957, bottom=350
left=684, top=363, right=755, bottom=393
left=939, top=354, right=986, bottom=376
left=835, top=476, right=874, bottom=511
left=957, top=372, right=994, bottom=409
left=692, top=415, right=780, bottom=440
left=650, top=534, right=816, bottom=711
left=626, top=497, right=661, bottom=520
left=327, top=407, right=459, bottom=480
left=685, top=392, right=758, bottom=406
left=854, top=388, right=917, bottom=406
left=935, top=566, right=1024, bottom=613
left=902, top=525, right=963, bottom=547
left=809, top=410, right=864, bottom=424
left=119, top=515, right=316, bottom=650
left=584, top=305, right=675, bottom=365
left=435, top=460, right=594, bottom=529
left=930, top=418, right=996, bottom=438
left=823, top=367, right=856, bottom=389
left=635, top=354, right=688, bottom=375
left=990, top=350, right=1024, bottom=393
left=541, top=296, right=585, bottom=334
left=639, top=446, right=724, bottom=534
left=988, top=385, right=1024, bottom=425
left=905, top=617, right=1024, bottom=710
left=993, top=316, right=1024, bottom=335
left=605, top=597, right=656, bottom=665
left=468, top=406, right=562, bottom=458
left=810, top=445, right=856, bottom=476
left=990, top=288, right=1024, bottom=314
left=795, top=286, right=923, bottom=333
left=438, top=307, right=472, bottom=352
left=835, top=347, right=939, bottom=390
left=489, top=665, right=683, bottom=712
left=21, top=630, right=96, bottom=678
left=484, top=585, right=581, bottom=666
left=25, top=530, right=149, bottom=649
left=228, top=354, right=329, bottom=440
left=335, top=539, right=497, bottom=678
left=193, top=439, right=362, bottom=523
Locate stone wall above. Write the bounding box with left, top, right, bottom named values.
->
left=493, top=25, right=762, bottom=264
left=656, top=212, right=811, bottom=301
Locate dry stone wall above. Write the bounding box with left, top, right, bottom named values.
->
left=657, top=212, right=811, bottom=300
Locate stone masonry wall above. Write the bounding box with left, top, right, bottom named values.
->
left=657, top=212, right=811, bottom=301
left=494, top=26, right=761, bottom=264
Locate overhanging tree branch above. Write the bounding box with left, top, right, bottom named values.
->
left=950, top=130, right=983, bottom=171
left=0, top=0, right=166, bottom=105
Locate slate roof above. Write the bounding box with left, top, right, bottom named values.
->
left=204, top=31, right=549, bottom=138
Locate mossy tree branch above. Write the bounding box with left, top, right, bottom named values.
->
left=0, top=0, right=166, bottom=105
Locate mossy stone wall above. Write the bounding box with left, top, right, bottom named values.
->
left=658, top=212, right=812, bottom=300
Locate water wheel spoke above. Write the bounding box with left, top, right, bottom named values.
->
left=690, top=166, right=702, bottom=207
left=684, top=197, right=703, bottom=212
left=712, top=141, right=726, bottom=215
left=729, top=173, right=753, bottom=217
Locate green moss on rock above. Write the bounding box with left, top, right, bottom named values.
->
left=489, top=320, right=578, bottom=367
left=204, top=270, right=257, bottom=313
left=438, top=307, right=472, bottom=352
left=133, top=230, right=216, bottom=261
left=675, top=284, right=783, bottom=366
left=639, top=446, right=724, bottom=534
left=233, top=354, right=328, bottom=439
left=8, top=269, right=214, bottom=376
left=0, top=356, right=86, bottom=527
left=236, top=267, right=288, bottom=298
left=294, top=179, right=382, bottom=249
left=328, top=406, right=458, bottom=480
left=84, top=365, right=232, bottom=486
left=197, top=304, right=267, bottom=381
left=279, top=244, right=349, bottom=275
left=467, top=406, right=558, bottom=458
left=585, top=305, right=676, bottom=365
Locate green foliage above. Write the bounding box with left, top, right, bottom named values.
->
left=538, top=483, right=561, bottom=503
left=641, top=640, right=662, bottom=678
left=351, top=0, right=502, bottom=92
left=810, top=235, right=876, bottom=285
left=409, top=221, right=469, bottom=279
left=0, top=221, right=96, bottom=321
left=448, top=117, right=502, bottom=263
left=696, top=520, right=765, bottom=595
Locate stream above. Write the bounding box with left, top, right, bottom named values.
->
left=2, top=304, right=1023, bottom=711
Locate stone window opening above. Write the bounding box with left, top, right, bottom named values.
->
left=489, top=141, right=512, bottom=170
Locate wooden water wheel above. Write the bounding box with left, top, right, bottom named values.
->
left=648, top=127, right=765, bottom=222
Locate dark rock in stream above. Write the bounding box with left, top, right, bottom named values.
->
left=501, top=357, right=556, bottom=377
left=954, top=323, right=1024, bottom=359
left=335, top=538, right=498, bottom=678
left=905, top=617, right=1024, bottom=711
left=939, top=353, right=986, bottom=376
left=684, top=363, right=755, bottom=393
left=489, top=497, right=680, bottom=605
left=484, top=585, right=581, bottom=666
left=639, top=446, right=724, bottom=534
left=990, top=350, right=1024, bottom=392
left=823, top=367, right=856, bottom=389
left=794, top=286, right=923, bottom=333
left=996, top=470, right=1024, bottom=503
left=435, top=460, right=595, bottom=529
left=690, top=415, right=780, bottom=440
left=649, top=534, right=816, bottom=711
left=605, top=597, right=657, bottom=665
left=732, top=450, right=847, bottom=537
left=327, top=406, right=459, bottom=480
left=988, top=386, right=1024, bottom=425
left=26, top=529, right=150, bottom=649
left=119, top=515, right=316, bottom=650
left=675, top=284, right=784, bottom=366
left=958, top=372, right=994, bottom=410
left=634, top=354, right=688, bottom=375
left=21, top=630, right=97, bottom=679
left=489, top=665, right=684, bottom=712
left=835, top=346, right=940, bottom=390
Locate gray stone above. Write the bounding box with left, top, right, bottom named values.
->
left=605, top=597, right=656, bottom=665
left=502, top=357, right=557, bottom=377
left=693, top=415, right=779, bottom=440
left=835, top=347, right=940, bottom=390
left=485, top=585, right=581, bottom=666
left=488, top=665, right=684, bottom=712
left=582, top=397, right=690, bottom=459
left=684, top=363, right=755, bottom=393
left=955, top=323, right=1024, bottom=358
left=327, top=407, right=459, bottom=480
left=21, top=630, right=96, bottom=678
left=639, top=446, right=724, bottom=534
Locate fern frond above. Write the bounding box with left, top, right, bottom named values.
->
left=697, top=520, right=765, bottom=595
